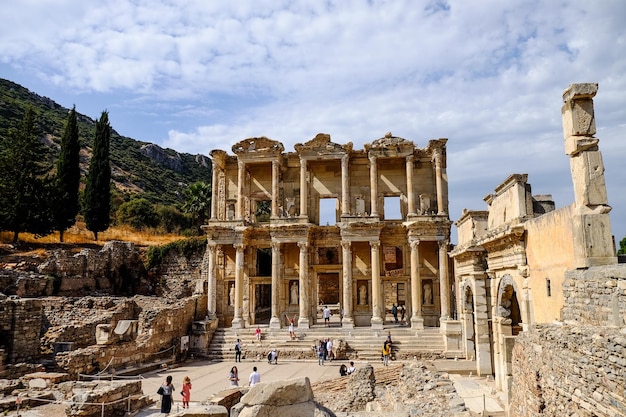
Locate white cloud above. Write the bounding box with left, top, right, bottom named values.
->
left=1, top=0, right=625, bottom=241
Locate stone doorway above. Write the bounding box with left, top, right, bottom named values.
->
left=318, top=273, right=340, bottom=305
left=254, top=284, right=272, bottom=324
left=463, top=285, right=476, bottom=360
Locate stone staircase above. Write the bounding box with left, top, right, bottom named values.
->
left=205, top=325, right=446, bottom=362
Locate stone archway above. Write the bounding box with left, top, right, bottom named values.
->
left=460, top=277, right=493, bottom=376
left=496, top=275, right=522, bottom=335
left=461, top=282, right=476, bottom=360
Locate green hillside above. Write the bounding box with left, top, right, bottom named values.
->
left=0, top=78, right=211, bottom=206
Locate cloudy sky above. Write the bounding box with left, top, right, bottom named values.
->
left=1, top=0, right=625, bottom=244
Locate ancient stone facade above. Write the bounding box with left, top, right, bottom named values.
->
left=202, top=133, right=452, bottom=330
left=450, top=83, right=622, bottom=411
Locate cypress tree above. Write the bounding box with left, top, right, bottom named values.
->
left=54, top=106, right=81, bottom=242
left=84, top=111, right=111, bottom=241
left=0, top=107, right=54, bottom=242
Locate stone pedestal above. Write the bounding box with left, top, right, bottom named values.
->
left=269, top=317, right=281, bottom=329
left=411, top=316, right=424, bottom=330
left=341, top=317, right=355, bottom=329
left=370, top=316, right=384, bottom=330
left=298, top=317, right=310, bottom=329
left=440, top=319, right=463, bottom=359
left=231, top=317, right=243, bottom=329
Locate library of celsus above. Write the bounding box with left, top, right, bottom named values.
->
left=203, top=132, right=453, bottom=330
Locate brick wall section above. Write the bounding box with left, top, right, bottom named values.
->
left=0, top=298, right=42, bottom=363
left=511, top=325, right=626, bottom=417
left=154, top=251, right=205, bottom=299
left=561, top=265, right=626, bottom=326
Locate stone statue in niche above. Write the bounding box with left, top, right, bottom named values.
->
left=227, top=203, right=235, bottom=220
left=286, top=198, right=296, bottom=217
left=423, top=283, right=433, bottom=305
left=419, top=194, right=431, bottom=215
left=229, top=284, right=235, bottom=306
left=358, top=284, right=367, bottom=305
left=355, top=196, right=365, bottom=216
left=498, top=285, right=514, bottom=318
left=290, top=281, right=299, bottom=304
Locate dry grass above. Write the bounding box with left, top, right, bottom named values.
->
left=0, top=222, right=187, bottom=248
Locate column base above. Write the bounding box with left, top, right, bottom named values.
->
left=411, top=316, right=424, bottom=330
left=371, top=316, right=384, bottom=330
left=440, top=318, right=463, bottom=359
left=231, top=318, right=243, bottom=329
left=269, top=317, right=281, bottom=329
left=298, top=317, right=310, bottom=329
left=341, top=317, right=355, bottom=329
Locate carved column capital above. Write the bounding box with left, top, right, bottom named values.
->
left=297, top=241, right=308, bottom=250
left=370, top=240, right=380, bottom=250
left=410, top=239, right=421, bottom=250
left=341, top=240, right=351, bottom=251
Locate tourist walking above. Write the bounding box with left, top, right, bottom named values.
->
left=382, top=341, right=391, bottom=366
left=181, top=376, right=192, bottom=409
left=255, top=326, right=262, bottom=341
left=268, top=348, right=278, bottom=364
left=400, top=304, right=406, bottom=324
left=249, top=366, right=261, bottom=386
left=317, top=341, right=325, bottom=366
left=326, top=338, right=334, bottom=361
left=234, top=338, right=242, bottom=362
left=229, top=366, right=240, bottom=386
left=323, top=305, right=331, bottom=327
left=339, top=364, right=348, bottom=376
left=286, top=314, right=296, bottom=339
left=158, top=375, right=175, bottom=414
left=392, top=303, right=398, bottom=323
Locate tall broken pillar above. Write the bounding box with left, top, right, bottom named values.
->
left=561, top=83, right=617, bottom=267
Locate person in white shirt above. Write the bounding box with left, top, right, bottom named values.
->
left=347, top=361, right=356, bottom=375
left=326, top=339, right=333, bottom=361
left=249, top=366, right=261, bottom=386
left=323, top=306, right=331, bottom=327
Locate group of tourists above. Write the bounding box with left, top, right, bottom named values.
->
left=228, top=365, right=261, bottom=388
left=316, top=338, right=334, bottom=365
left=339, top=361, right=357, bottom=376
left=158, top=375, right=192, bottom=414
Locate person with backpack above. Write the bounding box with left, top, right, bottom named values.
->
left=234, top=338, right=242, bottom=362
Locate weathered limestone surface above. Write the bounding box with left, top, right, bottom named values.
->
left=561, top=265, right=626, bottom=326
left=511, top=325, right=626, bottom=417
left=232, top=377, right=334, bottom=417
left=0, top=297, right=42, bottom=364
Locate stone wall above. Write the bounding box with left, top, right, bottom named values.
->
left=0, top=297, right=42, bottom=363
left=153, top=249, right=205, bottom=300
left=53, top=295, right=207, bottom=377
left=40, top=297, right=141, bottom=354
left=561, top=264, right=626, bottom=326
left=510, top=324, right=626, bottom=417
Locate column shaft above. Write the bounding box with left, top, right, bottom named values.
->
left=237, top=161, right=245, bottom=220
left=299, top=158, right=308, bottom=218
left=270, top=241, right=281, bottom=328
left=434, top=150, right=444, bottom=215
left=341, top=241, right=354, bottom=328
left=210, top=161, right=219, bottom=220
left=271, top=160, right=279, bottom=218
left=341, top=154, right=350, bottom=216
left=410, top=240, right=424, bottom=329
left=232, top=244, right=245, bottom=328
left=298, top=241, right=310, bottom=328
left=371, top=241, right=383, bottom=329
left=438, top=240, right=450, bottom=319
left=206, top=244, right=217, bottom=317
left=369, top=156, right=378, bottom=216
left=406, top=155, right=415, bottom=216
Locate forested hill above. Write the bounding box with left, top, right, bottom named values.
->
left=0, top=78, right=211, bottom=206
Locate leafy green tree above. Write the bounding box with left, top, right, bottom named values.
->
left=618, top=237, right=626, bottom=255
left=116, top=198, right=159, bottom=230
left=84, top=111, right=111, bottom=240
left=53, top=106, right=81, bottom=242
left=182, top=181, right=211, bottom=230
left=0, top=107, right=54, bottom=242
left=156, top=204, right=191, bottom=233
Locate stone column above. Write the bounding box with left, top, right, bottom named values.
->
left=270, top=241, right=281, bottom=329
left=369, top=155, right=378, bottom=217
left=206, top=244, right=217, bottom=318
left=370, top=241, right=383, bottom=329
left=297, top=241, right=310, bottom=329
left=561, top=83, right=616, bottom=267
left=299, top=158, right=308, bottom=219
left=341, top=240, right=354, bottom=329
left=406, top=155, right=416, bottom=216
left=438, top=240, right=450, bottom=320
left=433, top=149, right=445, bottom=215
left=232, top=243, right=245, bottom=328
left=237, top=160, right=245, bottom=221
left=341, top=154, right=350, bottom=216
left=410, top=240, right=424, bottom=329
left=271, top=160, right=279, bottom=218
left=210, top=160, right=219, bottom=221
